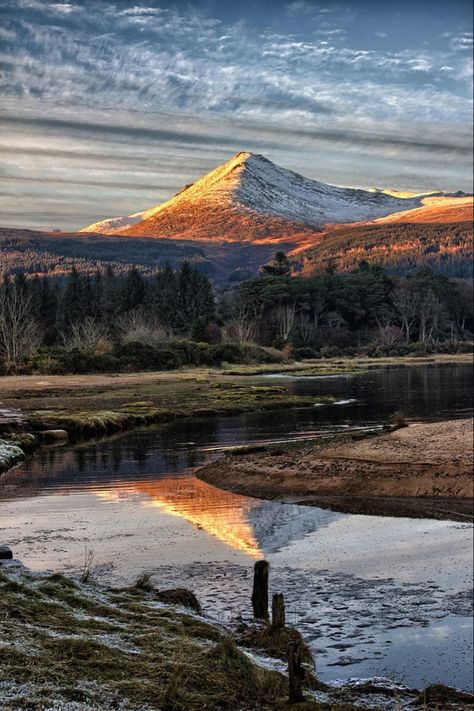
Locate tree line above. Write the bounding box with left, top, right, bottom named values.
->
left=0, top=257, right=472, bottom=373
left=222, top=255, right=473, bottom=356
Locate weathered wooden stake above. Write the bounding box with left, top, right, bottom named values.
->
left=271, top=593, right=285, bottom=630
left=288, top=640, right=305, bottom=703
left=251, top=560, right=269, bottom=620
left=0, top=545, right=13, bottom=560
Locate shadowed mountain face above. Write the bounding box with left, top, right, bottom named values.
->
left=0, top=227, right=291, bottom=282
left=80, top=152, right=434, bottom=243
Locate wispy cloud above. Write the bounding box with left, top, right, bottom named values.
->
left=0, top=0, right=472, bottom=229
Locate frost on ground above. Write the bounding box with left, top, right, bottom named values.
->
left=1, top=560, right=473, bottom=711
left=0, top=433, right=36, bottom=474
left=0, top=559, right=288, bottom=711
left=0, top=440, right=25, bottom=474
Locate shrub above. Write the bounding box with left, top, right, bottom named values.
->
left=294, top=347, right=318, bottom=360
left=116, top=307, right=167, bottom=348
left=390, top=410, right=408, bottom=428
left=65, top=318, right=110, bottom=354
left=319, top=345, right=344, bottom=358
left=30, top=347, right=67, bottom=375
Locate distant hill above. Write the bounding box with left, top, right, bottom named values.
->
left=80, top=152, right=432, bottom=243
left=368, top=195, right=472, bottom=224
left=293, top=198, right=473, bottom=278
left=0, top=228, right=289, bottom=283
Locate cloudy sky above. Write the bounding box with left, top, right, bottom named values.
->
left=0, top=0, right=472, bottom=230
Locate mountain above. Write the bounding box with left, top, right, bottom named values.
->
left=368, top=195, right=473, bottom=225
left=80, top=152, right=434, bottom=243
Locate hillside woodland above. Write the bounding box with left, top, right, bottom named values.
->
left=0, top=228, right=283, bottom=284
left=296, top=220, right=473, bottom=278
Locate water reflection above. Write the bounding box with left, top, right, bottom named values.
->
left=93, top=475, right=341, bottom=559
left=96, top=476, right=262, bottom=558
left=286, top=363, right=473, bottom=424
left=0, top=365, right=472, bottom=690
left=2, top=365, right=471, bottom=504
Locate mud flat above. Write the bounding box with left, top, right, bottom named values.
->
left=198, top=418, right=474, bottom=521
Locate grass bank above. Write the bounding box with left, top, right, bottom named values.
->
left=220, top=352, right=472, bottom=376
left=0, top=367, right=337, bottom=446
left=1, top=561, right=472, bottom=710
left=23, top=383, right=328, bottom=440
left=0, top=561, right=287, bottom=711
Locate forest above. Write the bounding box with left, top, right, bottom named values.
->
left=299, top=220, right=473, bottom=278
left=0, top=227, right=280, bottom=284
left=0, top=256, right=472, bottom=374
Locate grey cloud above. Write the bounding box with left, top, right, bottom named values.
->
left=0, top=0, right=472, bottom=230
left=0, top=114, right=269, bottom=149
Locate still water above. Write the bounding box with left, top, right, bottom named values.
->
left=0, top=364, right=472, bottom=689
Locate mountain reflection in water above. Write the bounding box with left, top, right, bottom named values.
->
left=94, top=475, right=340, bottom=558
left=0, top=365, right=471, bottom=690
left=95, top=476, right=261, bottom=557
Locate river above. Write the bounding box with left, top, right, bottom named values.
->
left=0, top=363, right=472, bottom=690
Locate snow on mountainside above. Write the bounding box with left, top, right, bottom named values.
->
left=79, top=213, right=145, bottom=234
left=79, top=152, right=445, bottom=243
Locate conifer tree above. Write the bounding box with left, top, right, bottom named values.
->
left=147, top=261, right=179, bottom=330
left=61, top=267, right=87, bottom=335
left=121, top=266, right=146, bottom=312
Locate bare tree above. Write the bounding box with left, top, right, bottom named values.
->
left=392, top=287, right=418, bottom=343
left=376, top=325, right=404, bottom=347
left=417, top=288, right=442, bottom=344
left=0, top=288, right=42, bottom=371
left=223, top=315, right=257, bottom=344
left=274, top=304, right=296, bottom=343
left=298, top=311, right=315, bottom=344
left=65, top=317, right=110, bottom=353
left=117, top=307, right=168, bottom=346
left=309, top=294, right=328, bottom=333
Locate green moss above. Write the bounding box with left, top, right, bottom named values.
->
left=27, top=407, right=173, bottom=438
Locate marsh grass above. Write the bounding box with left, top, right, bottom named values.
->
left=1, top=565, right=471, bottom=710
left=80, top=547, right=95, bottom=583
left=0, top=565, right=289, bottom=710
left=239, top=623, right=313, bottom=666
left=25, top=382, right=318, bottom=441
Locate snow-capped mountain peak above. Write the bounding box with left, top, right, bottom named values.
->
left=79, top=152, right=436, bottom=242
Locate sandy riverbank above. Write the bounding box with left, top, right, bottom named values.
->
left=198, top=418, right=474, bottom=521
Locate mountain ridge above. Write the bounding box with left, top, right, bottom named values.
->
left=80, top=152, right=444, bottom=243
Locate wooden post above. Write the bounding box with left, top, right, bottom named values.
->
left=288, top=641, right=305, bottom=703
left=271, top=593, right=285, bottom=630
left=251, top=560, right=269, bottom=620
